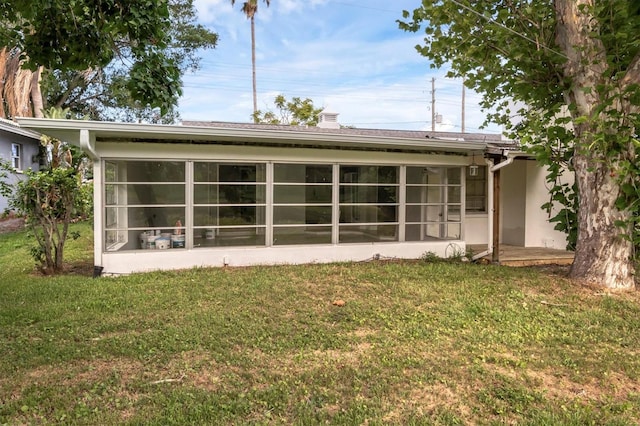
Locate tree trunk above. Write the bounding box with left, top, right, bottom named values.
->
left=30, top=66, right=45, bottom=118
left=555, top=0, right=636, bottom=289
left=250, top=15, right=257, bottom=115
left=570, top=147, right=634, bottom=289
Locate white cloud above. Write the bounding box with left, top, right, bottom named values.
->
left=181, top=0, right=502, bottom=134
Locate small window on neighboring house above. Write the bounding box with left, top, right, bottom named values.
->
left=466, top=165, right=487, bottom=213
left=11, top=143, right=22, bottom=171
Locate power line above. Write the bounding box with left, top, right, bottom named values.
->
left=447, top=0, right=570, bottom=61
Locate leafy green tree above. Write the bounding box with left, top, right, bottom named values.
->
left=0, top=107, right=91, bottom=274
left=38, top=0, right=218, bottom=122
left=0, top=0, right=217, bottom=119
left=252, top=94, right=324, bottom=126
left=400, top=0, right=640, bottom=289
left=230, top=0, right=271, bottom=114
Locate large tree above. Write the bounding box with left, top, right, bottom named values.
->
left=400, top=0, right=639, bottom=289
left=0, top=0, right=217, bottom=121
left=230, top=0, right=271, bottom=115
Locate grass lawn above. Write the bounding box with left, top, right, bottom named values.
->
left=1, top=221, right=640, bottom=425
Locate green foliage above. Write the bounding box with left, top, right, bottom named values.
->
left=399, top=0, right=640, bottom=270
left=1, top=0, right=217, bottom=117
left=252, top=94, right=324, bottom=125
left=420, top=245, right=473, bottom=263
left=0, top=156, right=91, bottom=274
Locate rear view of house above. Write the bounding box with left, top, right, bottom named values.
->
left=19, top=115, right=568, bottom=275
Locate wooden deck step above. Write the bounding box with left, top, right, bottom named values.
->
left=469, top=245, right=574, bottom=267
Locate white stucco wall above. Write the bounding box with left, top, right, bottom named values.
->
left=464, top=214, right=489, bottom=244
left=462, top=158, right=572, bottom=250
left=523, top=161, right=572, bottom=250
left=500, top=160, right=527, bottom=246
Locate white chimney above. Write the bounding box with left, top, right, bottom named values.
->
left=317, top=111, right=340, bottom=129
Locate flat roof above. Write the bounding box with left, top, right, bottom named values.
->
left=16, top=118, right=511, bottom=154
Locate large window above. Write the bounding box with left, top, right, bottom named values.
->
left=405, top=166, right=462, bottom=241
left=339, top=165, right=399, bottom=243
left=273, top=163, right=333, bottom=245
left=193, top=162, right=266, bottom=247
left=105, top=160, right=186, bottom=251
left=103, top=161, right=466, bottom=251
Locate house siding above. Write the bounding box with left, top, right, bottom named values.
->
left=0, top=126, right=41, bottom=212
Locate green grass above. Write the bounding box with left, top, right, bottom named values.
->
left=1, top=222, right=640, bottom=425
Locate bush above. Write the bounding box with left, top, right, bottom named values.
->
left=0, top=160, right=91, bottom=274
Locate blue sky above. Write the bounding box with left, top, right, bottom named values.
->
left=181, top=0, right=501, bottom=133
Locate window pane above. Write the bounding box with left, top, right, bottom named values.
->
left=340, top=166, right=397, bottom=183
left=273, top=185, right=332, bottom=204
left=423, top=167, right=445, bottom=184
left=406, top=186, right=423, bottom=204
left=273, top=226, right=332, bottom=245
left=339, top=225, right=398, bottom=243
left=447, top=206, right=462, bottom=221
left=108, top=161, right=184, bottom=182
left=104, top=184, right=184, bottom=205
left=467, top=195, right=486, bottom=212
left=274, top=164, right=332, bottom=183
left=406, top=166, right=426, bottom=185
left=194, top=184, right=265, bottom=204
left=193, top=227, right=265, bottom=247
left=405, top=224, right=443, bottom=241
left=194, top=163, right=266, bottom=182
left=447, top=167, right=462, bottom=184
left=404, top=205, right=446, bottom=223
left=105, top=206, right=185, bottom=228
left=274, top=206, right=332, bottom=225
left=105, top=206, right=125, bottom=229
left=105, top=161, right=118, bottom=182
left=409, top=167, right=461, bottom=185
left=340, top=185, right=397, bottom=203
left=193, top=162, right=218, bottom=182
left=406, top=186, right=444, bottom=204
left=429, top=223, right=461, bottom=240
left=194, top=206, right=265, bottom=226
left=340, top=205, right=397, bottom=223
left=447, top=186, right=461, bottom=203
left=466, top=166, right=487, bottom=213
left=406, top=223, right=459, bottom=241
left=105, top=230, right=126, bottom=249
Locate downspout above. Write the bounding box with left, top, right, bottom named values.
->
left=470, top=150, right=525, bottom=262
left=79, top=129, right=103, bottom=277
left=79, top=128, right=99, bottom=160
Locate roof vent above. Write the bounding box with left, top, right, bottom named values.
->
left=317, top=111, right=340, bottom=129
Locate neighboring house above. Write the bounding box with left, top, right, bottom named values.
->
left=0, top=118, right=42, bottom=212
left=18, top=113, right=568, bottom=275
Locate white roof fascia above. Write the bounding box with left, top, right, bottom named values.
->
left=0, top=117, right=42, bottom=140
left=16, top=118, right=489, bottom=153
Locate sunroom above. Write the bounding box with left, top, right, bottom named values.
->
left=17, top=118, right=506, bottom=275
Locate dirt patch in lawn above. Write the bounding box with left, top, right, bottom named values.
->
left=0, top=215, right=25, bottom=234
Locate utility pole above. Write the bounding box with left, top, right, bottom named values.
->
left=431, top=77, right=436, bottom=131
left=461, top=80, right=466, bottom=133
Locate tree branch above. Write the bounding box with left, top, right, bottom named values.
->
left=621, top=51, right=640, bottom=89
